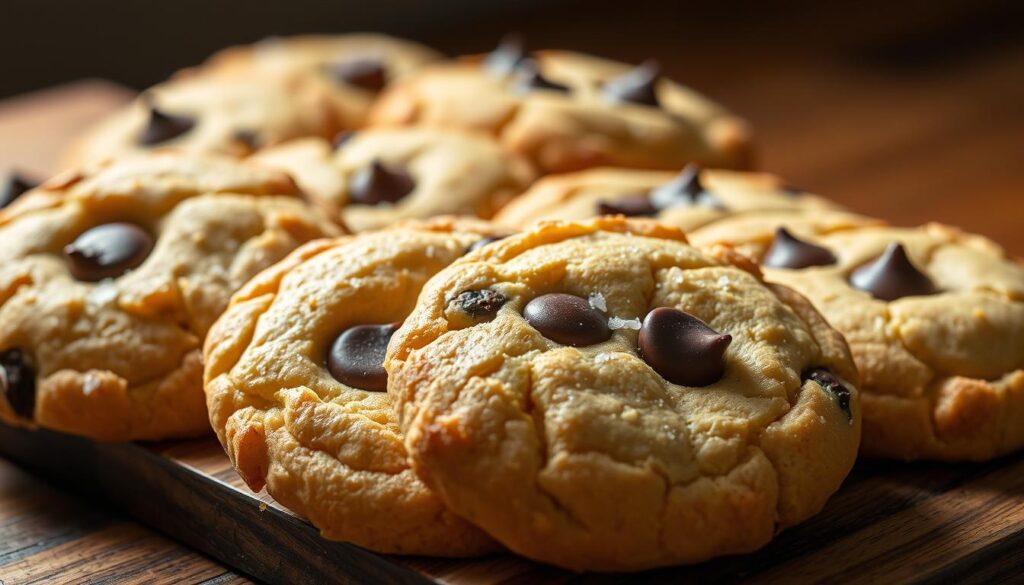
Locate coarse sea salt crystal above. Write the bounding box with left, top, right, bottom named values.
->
left=87, top=281, right=119, bottom=306
left=717, top=275, right=730, bottom=287
left=588, top=291, right=607, bottom=312
left=594, top=352, right=614, bottom=364
left=608, top=316, right=641, bottom=330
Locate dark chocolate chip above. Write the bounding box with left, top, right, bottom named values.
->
left=513, top=60, right=570, bottom=94
left=233, top=129, right=261, bottom=151
left=450, top=289, right=507, bottom=319
left=802, top=367, right=852, bottom=420
left=138, top=104, right=195, bottom=146
left=762, top=228, right=837, bottom=269
left=1, top=172, right=38, bottom=209
left=849, top=243, right=938, bottom=301
left=348, top=160, right=416, bottom=206
left=0, top=349, right=36, bottom=419
left=467, top=235, right=508, bottom=254
left=649, top=164, right=724, bottom=211
left=329, top=58, right=387, bottom=92
left=601, top=59, right=661, bottom=107
left=523, top=293, right=611, bottom=347
left=327, top=323, right=400, bottom=391
left=332, top=130, right=356, bottom=150
left=483, top=33, right=526, bottom=77
left=596, top=192, right=658, bottom=217
left=64, top=222, right=154, bottom=282
left=638, top=307, right=731, bottom=386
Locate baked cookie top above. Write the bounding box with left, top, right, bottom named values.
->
left=199, top=34, right=443, bottom=129
left=368, top=43, right=752, bottom=173
left=749, top=223, right=1024, bottom=460
left=0, top=152, right=341, bottom=441
left=386, top=217, right=860, bottom=571
left=62, top=73, right=341, bottom=168
left=252, top=127, right=536, bottom=231
left=203, top=218, right=508, bottom=555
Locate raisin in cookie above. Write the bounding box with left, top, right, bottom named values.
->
left=736, top=223, right=1024, bottom=461
left=386, top=217, right=860, bottom=570
left=368, top=41, right=751, bottom=174
left=203, top=218, right=508, bottom=555
left=0, top=152, right=340, bottom=441
left=252, top=128, right=535, bottom=231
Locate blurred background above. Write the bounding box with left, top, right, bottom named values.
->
left=1, top=0, right=1022, bottom=250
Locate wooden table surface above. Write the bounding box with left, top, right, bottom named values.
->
left=1, top=8, right=1022, bottom=582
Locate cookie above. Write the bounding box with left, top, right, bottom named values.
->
left=252, top=127, right=536, bottom=231
left=735, top=223, right=1024, bottom=461
left=386, top=217, right=861, bottom=570
left=0, top=152, right=341, bottom=441
left=368, top=41, right=752, bottom=173
left=203, top=218, right=509, bottom=555
left=199, top=34, right=443, bottom=129
left=62, top=73, right=341, bottom=168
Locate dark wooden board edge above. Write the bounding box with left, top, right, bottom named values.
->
left=0, top=423, right=435, bottom=585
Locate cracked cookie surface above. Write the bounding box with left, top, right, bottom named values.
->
left=203, top=218, right=506, bottom=555
left=0, top=152, right=340, bottom=441
left=386, top=217, right=860, bottom=571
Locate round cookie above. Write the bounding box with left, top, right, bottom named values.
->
left=62, top=73, right=341, bottom=168
left=742, top=223, right=1024, bottom=461
left=203, top=218, right=509, bottom=555
left=252, top=128, right=536, bottom=231
left=386, top=217, right=861, bottom=571
left=199, top=34, right=443, bottom=129
left=368, top=43, right=752, bottom=174
left=0, top=152, right=341, bottom=441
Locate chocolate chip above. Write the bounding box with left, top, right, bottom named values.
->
left=332, top=130, right=356, bottom=150
left=64, top=222, right=154, bottom=282
left=348, top=160, right=415, bottom=206
left=638, top=307, right=731, bottom=387
left=329, top=58, right=387, bottom=92
left=802, top=367, right=852, bottom=420
left=450, top=289, right=507, bottom=319
left=523, top=293, right=611, bottom=347
left=649, top=164, right=724, bottom=211
left=601, top=59, right=661, bottom=107
left=138, top=104, right=195, bottom=146
left=849, top=243, right=938, bottom=301
left=596, top=192, right=658, bottom=217
left=467, top=235, right=508, bottom=254
left=0, top=349, right=36, bottom=419
left=327, top=323, right=400, bottom=391
left=1, top=172, right=38, bottom=209
left=483, top=33, right=526, bottom=77
left=233, top=129, right=261, bottom=151
left=513, top=60, right=570, bottom=94
left=762, top=228, right=837, bottom=270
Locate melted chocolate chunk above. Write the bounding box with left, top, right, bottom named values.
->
left=138, top=104, right=195, bottom=146
left=523, top=293, right=611, bottom=347
left=330, top=58, right=387, bottom=92
left=467, top=235, right=508, bottom=254
left=327, top=323, right=400, bottom=391
left=64, top=223, right=154, bottom=282
left=596, top=192, right=659, bottom=217
left=649, top=164, right=724, bottom=211
left=450, top=289, right=507, bottom=319
left=802, top=367, right=852, bottom=419
left=762, top=228, right=837, bottom=270
left=601, top=59, right=661, bottom=107
left=849, top=243, right=938, bottom=301
left=1, top=172, right=38, bottom=209
left=483, top=34, right=526, bottom=76
left=638, top=308, right=731, bottom=387
left=513, top=60, right=570, bottom=94
left=0, top=349, right=36, bottom=419
left=348, top=160, right=416, bottom=206
left=332, top=130, right=356, bottom=150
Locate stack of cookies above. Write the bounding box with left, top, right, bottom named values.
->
left=1, top=33, right=1021, bottom=572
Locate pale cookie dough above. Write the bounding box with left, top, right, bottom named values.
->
left=203, top=218, right=508, bottom=555
left=0, top=152, right=341, bottom=441
left=387, top=217, right=861, bottom=571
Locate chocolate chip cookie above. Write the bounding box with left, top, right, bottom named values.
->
left=741, top=224, right=1024, bottom=460
left=0, top=152, right=341, bottom=441
left=252, top=127, right=536, bottom=231
left=368, top=41, right=752, bottom=173
left=386, top=217, right=861, bottom=570
left=203, top=218, right=508, bottom=555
